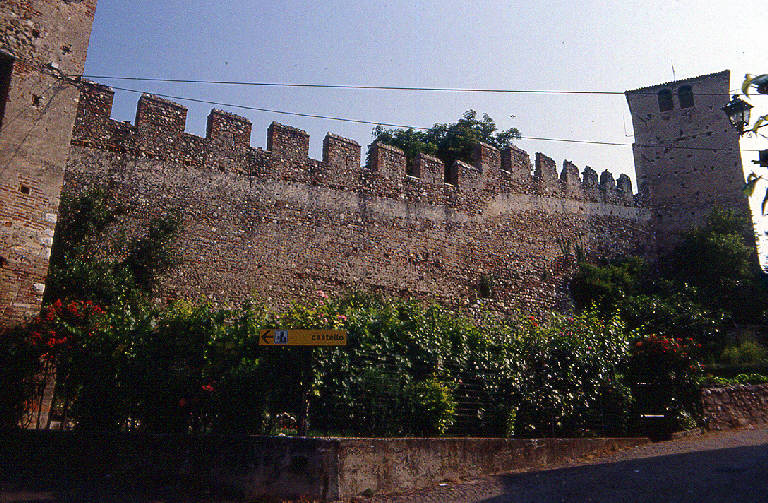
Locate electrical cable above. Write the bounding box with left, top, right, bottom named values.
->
left=104, top=84, right=765, bottom=153
left=80, top=74, right=754, bottom=97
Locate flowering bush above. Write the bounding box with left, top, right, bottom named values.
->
left=7, top=292, right=710, bottom=438
left=625, top=335, right=703, bottom=433
left=1, top=298, right=107, bottom=429
left=511, top=311, right=633, bottom=437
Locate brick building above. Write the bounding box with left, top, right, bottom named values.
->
left=1, top=0, right=98, bottom=328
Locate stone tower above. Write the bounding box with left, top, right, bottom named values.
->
left=625, top=70, right=754, bottom=254
left=0, top=0, right=98, bottom=328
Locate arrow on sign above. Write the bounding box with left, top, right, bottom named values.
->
left=260, top=329, right=273, bottom=344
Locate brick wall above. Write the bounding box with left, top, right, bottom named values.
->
left=0, top=0, right=98, bottom=327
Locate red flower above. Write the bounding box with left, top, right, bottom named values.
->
left=201, top=384, right=215, bottom=392
left=178, top=398, right=187, bottom=408
left=53, top=299, right=62, bottom=310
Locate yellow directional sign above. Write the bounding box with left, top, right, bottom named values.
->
left=259, top=329, right=347, bottom=346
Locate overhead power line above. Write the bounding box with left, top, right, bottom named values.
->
left=104, top=84, right=762, bottom=153
left=80, top=74, right=752, bottom=97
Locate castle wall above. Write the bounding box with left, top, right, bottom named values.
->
left=625, top=70, right=753, bottom=254
left=0, top=0, right=98, bottom=327
left=61, top=83, right=652, bottom=313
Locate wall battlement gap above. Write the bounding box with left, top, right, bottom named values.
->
left=71, top=81, right=637, bottom=208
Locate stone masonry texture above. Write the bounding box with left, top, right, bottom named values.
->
left=0, top=0, right=98, bottom=328
left=625, top=70, right=754, bottom=256
left=0, top=0, right=753, bottom=326
left=701, top=384, right=768, bottom=431
left=62, top=82, right=654, bottom=314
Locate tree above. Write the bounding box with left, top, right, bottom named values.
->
left=571, top=208, right=766, bottom=355
left=665, top=207, right=766, bottom=323
left=45, top=189, right=181, bottom=307
left=737, top=74, right=768, bottom=212
left=371, top=109, right=520, bottom=169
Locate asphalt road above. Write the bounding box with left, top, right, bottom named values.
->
left=370, top=428, right=768, bottom=503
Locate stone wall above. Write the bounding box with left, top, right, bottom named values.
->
left=61, top=82, right=653, bottom=313
left=701, top=384, right=768, bottom=431
left=1, top=430, right=649, bottom=501
left=0, top=0, right=98, bottom=328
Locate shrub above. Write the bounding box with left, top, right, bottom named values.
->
left=625, top=335, right=703, bottom=432
left=407, top=378, right=456, bottom=436
left=11, top=293, right=656, bottom=438
left=511, top=311, right=632, bottom=437
left=306, top=294, right=512, bottom=436
left=721, top=340, right=768, bottom=366
left=571, top=257, right=647, bottom=315
left=0, top=326, right=43, bottom=429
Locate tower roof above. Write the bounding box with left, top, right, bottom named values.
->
left=624, top=70, right=730, bottom=95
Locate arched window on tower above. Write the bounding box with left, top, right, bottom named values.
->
left=658, top=89, right=673, bottom=112
left=678, top=85, right=694, bottom=108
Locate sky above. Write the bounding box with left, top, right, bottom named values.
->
left=82, top=0, right=768, bottom=255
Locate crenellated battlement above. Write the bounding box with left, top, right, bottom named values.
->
left=207, top=109, right=252, bottom=150
left=71, top=81, right=639, bottom=209
left=61, top=81, right=653, bottom=317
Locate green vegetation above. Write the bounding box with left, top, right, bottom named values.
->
left=4, top=196, right=762, bottom=437
left=700, top=373, right=768, bottom=388
left=571, top=207, right=767, bottom=358
left=44, top=189, right=181, bottom=307
left=4, top=292, right=644, bottom=437
left=370, top=109, right=520, bottom=169
left=720, top=340, right=768, bottom=366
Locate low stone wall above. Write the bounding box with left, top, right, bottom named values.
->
left=335, top=437, right=648, bottom=497
left=0, top=431, right=647, bottom=501
left=701, top=384, right=768, bottom=431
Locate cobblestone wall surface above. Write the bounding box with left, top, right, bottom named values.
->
left=701, top=384, right=768, bottom=431
left=61, top=83, right=652, bottom=313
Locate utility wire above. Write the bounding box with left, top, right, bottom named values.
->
left=105, top=84, right=764, bottom=152
left=80, top=74, right=753, bottom=97
left=109, top=85, right=419, bottom=129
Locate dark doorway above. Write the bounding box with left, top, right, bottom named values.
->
left=0, top=53, right=14, bottom=131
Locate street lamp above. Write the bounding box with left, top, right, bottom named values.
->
left=722, top=94, right=753, bottom=135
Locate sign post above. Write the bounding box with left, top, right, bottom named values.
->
left=259, top=329, right=347, bottom=435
